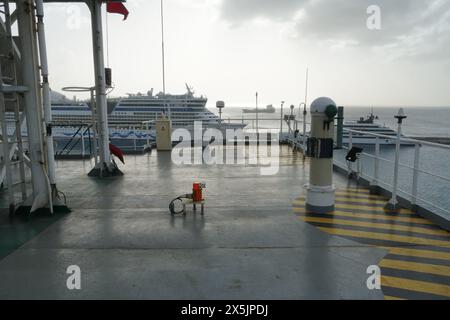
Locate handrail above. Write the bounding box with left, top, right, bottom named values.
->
left=343, top=127, right=450, bottom=150
left=337, top=127, right=450, bottom=217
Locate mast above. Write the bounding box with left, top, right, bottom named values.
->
left=304, top=67, right=309, bottom=107
left=160, top=0, right=171, bottom=119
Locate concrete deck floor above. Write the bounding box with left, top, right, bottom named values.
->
left=0, top=145, right=390, bottom=299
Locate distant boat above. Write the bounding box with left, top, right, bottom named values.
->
left=343, top=112, right=413, bottom=146
left=243, top=104, right=276, bottom=114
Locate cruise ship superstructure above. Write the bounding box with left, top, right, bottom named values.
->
left=6, top=85, right=247, bottom=141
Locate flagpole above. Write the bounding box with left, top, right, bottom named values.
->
left=105, top=6, right=110, bottom=67
left=160, top=0, right=170, bottom=120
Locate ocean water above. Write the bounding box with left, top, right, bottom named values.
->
left=220, top=106, right=450, bottom=137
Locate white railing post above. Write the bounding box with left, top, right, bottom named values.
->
left=387, top=108, right=406, bottom=211
left=146, top=122, right=150, bottom=147
left=349, top=131, right=353, bottom=149
left=81, top=129, right=85, bottom=157
left=371, top=136, right=380, bottom=187
left=302, top=103, right=307, bottom=151
left=411, top=143, right=420, bottom=207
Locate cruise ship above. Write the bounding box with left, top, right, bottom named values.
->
left=6, top=85, right=247, bottom=141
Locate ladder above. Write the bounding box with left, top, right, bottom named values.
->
left=0, top=0, right=28, bottom=213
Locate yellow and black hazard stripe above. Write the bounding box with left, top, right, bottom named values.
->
left=293, top=187, right=450, bottom=300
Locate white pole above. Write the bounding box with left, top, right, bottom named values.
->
left=16, top=0, right=50, bottom=211
left=390, top=123, right=401, bottom=208
left=81, top=129, right=85, bottom=157
left=88, top=0, right=113, bottom=175
left=303, top=68, right=309, bottom=151
left=160, top=0, right=171, bottom=120
left=146, top=122, right=150, bottom=148
left=349, top=131, right=353, bottom=149
left=388, top=108, right=407, bottom=210
left=304, top=68, right=309, bottom=108
left=36, top=0, right=56, bottom=188
left=255, top=92, right=259, bottom=135
left=302, top=103, right=307, bottom=150
left=280, top=101, right=284, bottom=136
left=411, top=143, right=420, bottom=207
left=372, top=136, right=380, bottom=187
left=90, top=88, right=99, bottom=166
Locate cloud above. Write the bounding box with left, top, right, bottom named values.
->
left=220, top=0, right=307, bottom=24
left=219, top=0, right=450, bottom=60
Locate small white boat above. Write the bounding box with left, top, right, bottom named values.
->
left=342, top=113, right=413, bottom=146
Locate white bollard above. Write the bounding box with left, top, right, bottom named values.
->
left=305, top=97, right=338, bottom=213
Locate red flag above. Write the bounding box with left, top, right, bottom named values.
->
left=106, top=2, right=129, bottom=20
left=109, top=143, right=125, bottom=164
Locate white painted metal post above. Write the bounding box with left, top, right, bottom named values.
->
left=387, top=108, right=407, bottom=211
left=349, top=131, right=353, bottom=149
left=255, top=92, right=259, bottom=135
left=81, top=129, right=85, bottom=157
left=411, top=143, right=420, bottom=206
left=36, top=0, right=56, bottom=189
left=280, top=101, right=284, bottom=137
left=89, top=87, right=98, bottom=166
left=88, top=0, right=117, bottom=176
left=372, top=137, right=380, bottom=187
left=146, top=122, right=150, bottom=147
left=16, top=0, right=50, bottom=211
left=302, top=103, right=307, bottom=150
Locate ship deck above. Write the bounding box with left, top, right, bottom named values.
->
left=0, top=145, right=448, bottom=299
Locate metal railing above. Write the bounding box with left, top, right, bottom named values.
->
left=335, top=128, right=450, bottom=217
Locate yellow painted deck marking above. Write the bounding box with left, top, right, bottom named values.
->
left=293, top=207, right=435, bottom=225
left=381, top=275, right=450, bottom=298
left=335, top=203, right=411, bottom=212
left=293, top=199, right=414, bottom=214
left=335, top=193, right=389, bottom=202
left=384, top=295, right=406, bottom=300
left=380, top=259, right=450, bottom=277
left=293, top=188, right=450, bottom=299
left=334, top=197, right=389, bottom=204
left=318, top=227, right=450, bottom=248
left=303, top=216, right=450, bottom=237
left=335, top=191, right=385, bottom=197
left=341, top=188, right=371, bottom=193
left=382, top=247, right=450, bottom=261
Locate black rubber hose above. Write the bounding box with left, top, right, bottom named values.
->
left=169, top=194, right=191, bottom=215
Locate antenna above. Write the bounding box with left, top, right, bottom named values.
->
left=160, top=0, right=171, bottom=119
left=304, top=67, right=309, bottom=107
left=160, top=0, right=166, bottom=95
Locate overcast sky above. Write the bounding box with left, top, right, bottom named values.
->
left=42, top=0, right=450, bottom=108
